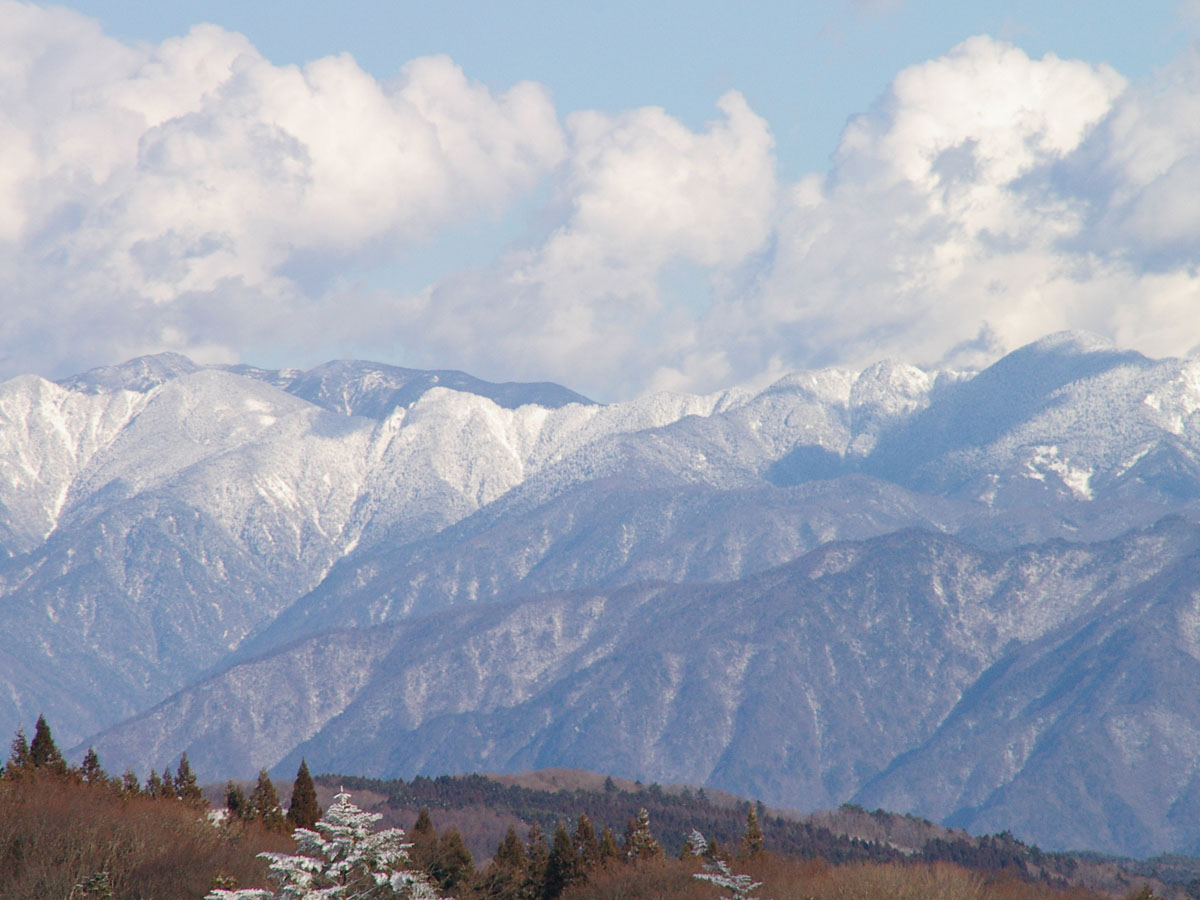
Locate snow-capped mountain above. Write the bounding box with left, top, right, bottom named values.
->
left=4, top=332, right=1200, bottom=856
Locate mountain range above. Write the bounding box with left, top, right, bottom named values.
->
left=3, top=332, right=1200, bottom=857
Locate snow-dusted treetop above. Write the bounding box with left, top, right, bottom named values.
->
left=207, top=789, right=444, bottom=900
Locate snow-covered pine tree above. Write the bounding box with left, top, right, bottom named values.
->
left=688, top=830, right=766, bottom=900
left=207, top=789, right=444, bottom=900
left=623, top=808, right=662, bottom=860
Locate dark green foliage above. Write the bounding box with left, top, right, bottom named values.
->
left=432, top=827, right=475, bottom=892
left=527, top=823, right=549, bottom=896
left=5, top=727, right=31, bottom=777
left=476, top=826, right=528, bottom=900
left=286, top=758, right=321, bottom=830
left=249, top=768, right=287, bottom=832
left=79, top=748, right=106, bottom=785
left=495, top=826, right=528, bottom=869
left=598, top=828, right=620, bottom=867
left=145, top=769, right=163, bottom=798
left=573, top=813, right=600, bottom=873
left=741, top=805, right=763, bottom=859
left=226, top=781, right=249, bottom=819
left=158, top=765, right=178, bottom=801
left=325, top=771, right=911, bottom=863
left=544, top=822, right=579, bottom=899
left=174, top=753, right=204, bottom=807
left=29, top=715, right=67, bottom=775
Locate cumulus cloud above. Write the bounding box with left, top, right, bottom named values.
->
left=2, top=7, right=1199, bottom=399
left=394, top=91, right=778, bottom=397
left=0, top=2, right=563, bottom=377
left=394, top=36, right=1200, bottom=396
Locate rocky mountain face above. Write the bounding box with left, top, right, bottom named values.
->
left=4, top=332, right=1200, bottom=856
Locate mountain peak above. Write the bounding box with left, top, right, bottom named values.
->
left=55, top=352, right=201, bottom=394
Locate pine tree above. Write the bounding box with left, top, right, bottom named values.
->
left=494, top=826, right=527, bottom=870
left=688, top=830, right=765, bottom=900
left=478, top=827, right=527, bottom=900
left=79, top=747, right=106, bottom=784
left=544, top=823, right=578, bottom=900
left=410, top=806, right=438, bottom=874
left=158, top=764, right=179, bottom=800
left=29, top=714, right=67, bottom=774
left=623, top=808, right=662, bottom=861
left=249, top=769, right=287, bottom=832
left=175, top=752, right=204, bottom=806
left=5, top=726, right=31, bottom=777
left=597, top=827, right=620, bottom=867
left=286, top=758, right=322, bottom=830
left=206, top=789, right=444, bottom=900
left=526, top=823, right=549, bottom=900
left=431, top=828, right=474, bottom=892
left=572, top=813, right=600, bottom=873
left=741, top=805, right=764, bottom=859
left=226, top=781, right=249, bottom=820
left=145, top=769, right=163, bottom=798
left=119, top=769, right=141, bottom=797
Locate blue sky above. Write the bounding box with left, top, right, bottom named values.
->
left=3, top=1, right=1199, bottom=398
left=57, top=0, right=1195, bottom=179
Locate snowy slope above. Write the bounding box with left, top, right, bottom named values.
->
left=5, top=334, right=1200, bottom=857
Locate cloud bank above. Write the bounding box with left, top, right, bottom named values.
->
left=2, top=3, right=1198, bottom=397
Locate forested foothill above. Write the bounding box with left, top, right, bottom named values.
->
left=0, top=717, right=1192, bottom=900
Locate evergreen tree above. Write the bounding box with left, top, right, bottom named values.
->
left=226, top=781, right=249, bottom=820
left=249, top=769, right=287, bottom=832
left=29, top=714, right=67, bottom=774
left=158, top=764, right=179, bottom=800
left=597, top=827, right=620, bottom=867
left=572, top=813, right=600, bottom=873
left=623, top=808, right=662, bottom=861
left=741, top=805, right=764, bottom=859
left=79, top=747, right=106, bottom=785
left=544, top=823, right=579, bottom=900
left=431, top=828, right=474, bottom=892
left=494, top=826, right=527, bottom=870
left=145, top=769, right=163, bottom=798
left=688, top=830, right=765, bottom=900
left=478, top=827, right=527, bottom=900
left=5, top=726, right=31, bottom=777
left=119, top=769, right=141, bottom=797
left=206, top=789, right=443, bottom=900
left=526, top=823, right=549, bottom=900
left=410, top=806, right=439, bottom=873
left=175, top=752, right=204, bottom=806
left=286, top=758, right=321, bottom=830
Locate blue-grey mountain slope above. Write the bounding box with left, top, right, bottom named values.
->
left=88, top=519, right=1200, bottom=861
left=4, top=333, right=1200, bottom=857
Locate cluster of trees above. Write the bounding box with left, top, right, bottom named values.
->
left=0, top=715, right=1167, bottom=900
left=333, top=773, right=891, bottom=864
left=0, top=716, right=323, bottom=899
left=223, top=760, right=322, bottom=834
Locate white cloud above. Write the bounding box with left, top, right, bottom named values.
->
left=2, top=9, right=1199, bottom=400
left=691, top=36, right=1200, bottom=381
left=396, top=91, right=778, bottom=398
left=0, top=3, right=563, bottom=376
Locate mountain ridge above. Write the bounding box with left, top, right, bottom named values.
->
left=4, top=332, right=1200, bottom=856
